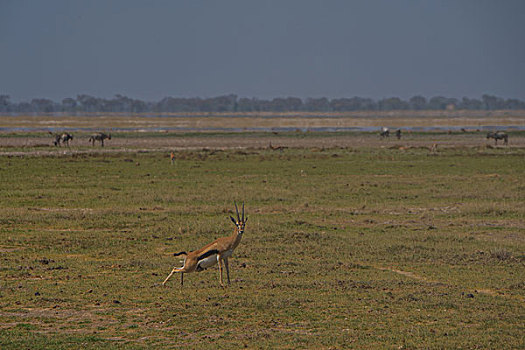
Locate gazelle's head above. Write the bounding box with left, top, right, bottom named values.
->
left=230, top=202, right=248, bottom=234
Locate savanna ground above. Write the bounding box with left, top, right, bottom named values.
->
left=0, top=114, right=524, bottom=349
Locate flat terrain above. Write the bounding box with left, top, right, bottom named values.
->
left=1, top=112, right=524, bottom=154
left=2, top=132, right=525, bottom=159
left=0, top=120, right=524, bottom=348
left=1, top=110, right=525, bottom=131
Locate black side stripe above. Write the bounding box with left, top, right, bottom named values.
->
left=197, top=249, right=219, bottom=261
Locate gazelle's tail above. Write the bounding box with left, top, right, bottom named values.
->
left=173, top=251, right=187, bottom=257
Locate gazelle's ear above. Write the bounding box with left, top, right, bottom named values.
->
left=244, top=217, right=248, bottom=223
left=230, top=216, right=237, bottom=224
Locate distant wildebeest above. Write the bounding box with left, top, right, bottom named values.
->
left=89, top=132, right=111, bottom=147
left=49, top=132, right=73, bottom=147
left=380, top=127, right=390, bottom=138
left=486, top=131, right=508, bottom=145
left=395, top=129, right=402, bottom=140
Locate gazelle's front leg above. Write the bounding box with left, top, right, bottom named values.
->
left=223, top=258, right=230, bottom=284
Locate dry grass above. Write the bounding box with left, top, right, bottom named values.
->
left=1, top=110, right=525, bottom=131
left=0, top=134, right=524, bottom=349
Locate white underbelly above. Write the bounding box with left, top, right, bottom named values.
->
left=198, top=254, right=218, bottom=269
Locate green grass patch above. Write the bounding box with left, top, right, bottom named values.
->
left=0, top=145, right=523, bottom=348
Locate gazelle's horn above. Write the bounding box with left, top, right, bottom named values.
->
left=242, top=202, right=245, bottom=221
left=234, top=202, right=240, bottom=222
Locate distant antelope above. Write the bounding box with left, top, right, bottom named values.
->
left=380, top=127, right=390, bottom=138
left=486, top=131, right=508, bottom=145
left=88, top=132, right=111, bottom=147
left=269, top=142, right=287, bottom=152
left=395, top=129, right=402, bottom=140
left=49, top=132, right=73, bottom=147
left=163, top=203, right=248, bottom=287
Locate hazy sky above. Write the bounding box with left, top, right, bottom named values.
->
left=1, top=0, right=524, bottom=102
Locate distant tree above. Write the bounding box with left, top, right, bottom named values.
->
left=266, top=97, right=302, bottom=112
left=504, top=98, right=525, bottom=110
left=409, top=95, right=427, bottom=110
left=268, top=98, right=286, bottom=111
left=236, top=97, right=254, bottom=112
left=329, top=98, right=352, bottom=111
left=355, top=97, right=377, bottom=110
left=30, top=98, right=55, bottom=113
left=304, top=97, right=330, bottom=111
left=131, top=99, right=149, bottom=113
left=428, top=96, right=457, bottom=110
left=0, top=95, right=10, bottom=112
left=111, top=94, right=132, bottom=112
left=205, top=94, right=237, bottom=112
left=256, top=98, right=273, bottom=111
left=378, top=97, right=408, bottom=110
left=77, top=95, right=101, bottom=112
left=61, top=97, right=77, bottom=112
left=482, top=94, right=505, bottom=110
left=459, top=97, right=483, bottom=110
left=2, top=94, right=524, bottom=114
left=348, top=97, right=375, bottom=111
left=329, top=97, right=377, bottom=111
left=16, top=102, right=32, bottom=113
left=283, top=97, right=303, bottom=111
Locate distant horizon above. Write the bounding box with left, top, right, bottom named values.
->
left=2, top=93, right=524, bottom=104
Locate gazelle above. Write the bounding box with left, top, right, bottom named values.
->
left=162, top=203, right=248, bottom=287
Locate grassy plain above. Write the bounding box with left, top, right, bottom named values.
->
left=0, top=131, right=524, bottom=349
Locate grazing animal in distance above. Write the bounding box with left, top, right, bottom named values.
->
left=89, top=132, right=111, bottom=147
left=49, top=132, right=74, bottom=147
left=486, top=131, right=508, bottom=145
left=269, top=142, right=287, bottom=153
left=380, top=127, right=390, bottom=138
left=395, top=129, right=402, bottom=140
left=163, top=203, right=248, bottom=287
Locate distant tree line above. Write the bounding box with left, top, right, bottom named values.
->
left=0, top=94, right=524, bottom=114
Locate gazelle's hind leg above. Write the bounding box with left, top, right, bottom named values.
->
left=223, top=258, right=230, bottom=284
left=163, top=267, right=184, bottom=285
